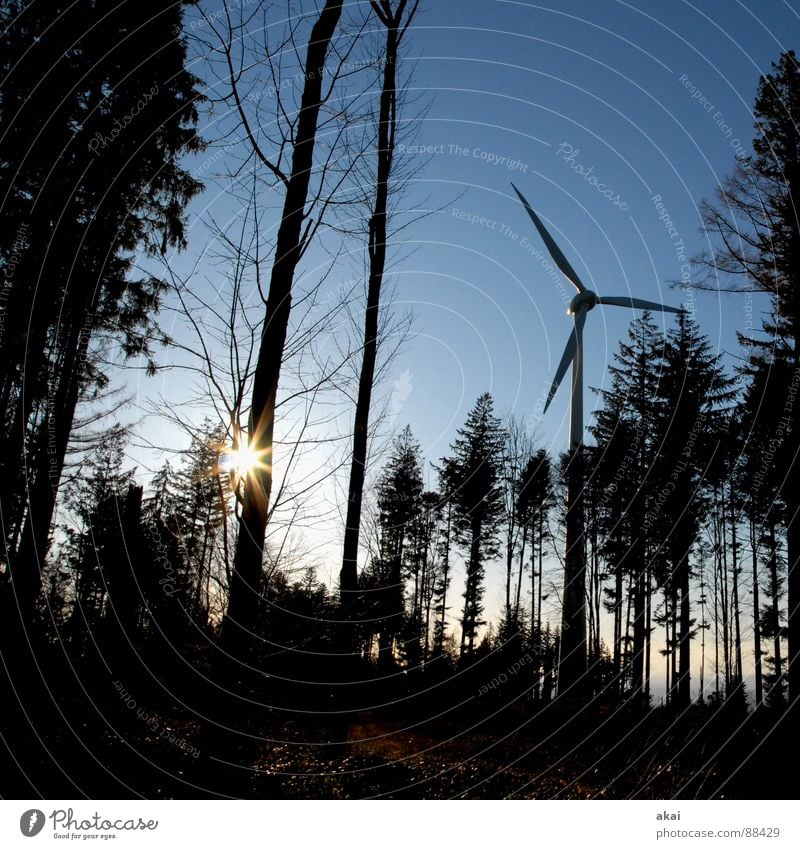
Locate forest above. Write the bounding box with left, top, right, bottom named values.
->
left=0, top=1, right=798, bottom=800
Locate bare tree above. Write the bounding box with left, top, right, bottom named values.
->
left=339, top=0, right=421, bottom=628
left=193, top=0, right=380, bottom=650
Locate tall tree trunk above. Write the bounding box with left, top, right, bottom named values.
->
left=559, top=446, right=587, bottom=694
left=9, top=308, right=93, bottom=626
left=713, top=515, right=721, bottom=701
left=678, top=552, right=691, bottom=707
left=786, top=462, right=799, bottom=708
left=767, top=519, right=784, bottom=703
left=699, top=560, right=707, bottom=702
left=612, top=564, right=623, bottom=696
left=750, top=517, right=763, bottom=706
left=223, top=0, right=345, bottom=652
left=460, top=522, right=482, bottom=658
left=514, top=523, right=527, bottom=629
left=719, top=493, right=731, bottom=696
left=537, top=510, right=544, bottom=648
left=505, top=534, right=514, bottom=629
left=645, top=559, right=652, bottom=705
left=730, top=498, right=743, bottom=700
left=340, top=2, right=415, bottom=621
left=631, top=562, right=646, bottom=699
left=434, top=501, right=451, bottom=657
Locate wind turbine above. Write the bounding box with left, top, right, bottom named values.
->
left=511, top=182, right=681, bottom=694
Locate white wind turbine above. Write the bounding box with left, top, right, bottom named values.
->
left=511, top=182, right=681, bottom=693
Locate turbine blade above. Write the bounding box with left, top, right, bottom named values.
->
left=597, top=295, right=682, bottom=314
left=574, top=300, right=588, bottom=334
left=543, top=305, right=587, bottom=414
left=511, top=182, right=587, bottom=293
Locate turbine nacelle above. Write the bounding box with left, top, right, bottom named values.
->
left=568, top=290, right=597, bottom=316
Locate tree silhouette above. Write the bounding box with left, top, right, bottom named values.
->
left=340, top=0, right=421, bottom=632
left=366, top=425, right=423, bottom=667
left=219, top=0, right=347, bottom=654
left=697, top=50, right=800, bottom=705
left=0, top=0, right=204, bottom=630
left=651, top=312, right=735, bottom=707
left=589, top=312, right=664, bottom=700
left=441, top=393, right=505, bottom=659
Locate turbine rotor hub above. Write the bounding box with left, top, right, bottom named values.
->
left=568, top=290, right=598, bottom=315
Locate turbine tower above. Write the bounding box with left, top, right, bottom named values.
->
left=511, top=182, right=681, bottom=695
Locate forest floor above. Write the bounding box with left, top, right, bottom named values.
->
left=2, top=646, right=794, bottom=800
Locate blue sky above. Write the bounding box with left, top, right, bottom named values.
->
left=113, top=0, right=798, bottom=686
left=371, top=0, right=797, bottom=464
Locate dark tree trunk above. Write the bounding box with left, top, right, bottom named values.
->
left=223, top=0, right=345, bottom=652
left=8, top=306, right=92, bottom=627
left=730, top=503, right=744, bottom=699
left=631, top=561, right=646, bottom=699
left=750, top=517, right=763, bottom=706
left=514, top=522, right=527, bottom=629
left=678, top=552, right=691, bottom=707
left=612, top=564, right=623, bottom=695
left=460, top=521, right=482, bottom=658
left=786, top=462, right=799, bottom=707
left=340, top=3, right=411, bottom=623
left=559, top=447, right=587, bottom=694
left=786, top=508, right=798, bottom=705
left=767, top=520, right=784, bottom=702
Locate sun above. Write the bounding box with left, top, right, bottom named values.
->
left=219, top=442, right=268, bottom=479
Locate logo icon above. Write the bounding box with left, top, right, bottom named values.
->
left=19, top=810, right=46, bottom=837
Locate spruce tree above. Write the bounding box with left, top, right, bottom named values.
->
left=589, top=312, right=665, bottom=700
left=0, top=1, right=205, bottom=626
left=369, top=426, right=423, bottom=667
left=697, top=50, right=800, bottom=705
left=441, top=393, right=505, bottom=659
left=651, top=312, right=736, bottom=707
left=60, top=428, right=141, bottom=655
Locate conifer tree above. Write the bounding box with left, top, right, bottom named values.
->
left=60, top=428, right=140, bottom=654
left=589, top=312, right=664, bottom=700
left=368, top=426, right=423, bottom=666
left=697, top=50, right=800, bottom=704
left=0, top=0, right=204, bottom=627
left=440, top=393, right=505, bottom=659
left=516, top=449, right=554, bottom=652
left=651, top=312, right=736, bottom=707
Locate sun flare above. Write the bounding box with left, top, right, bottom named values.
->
left=220, top=442, right=267, bottom=479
